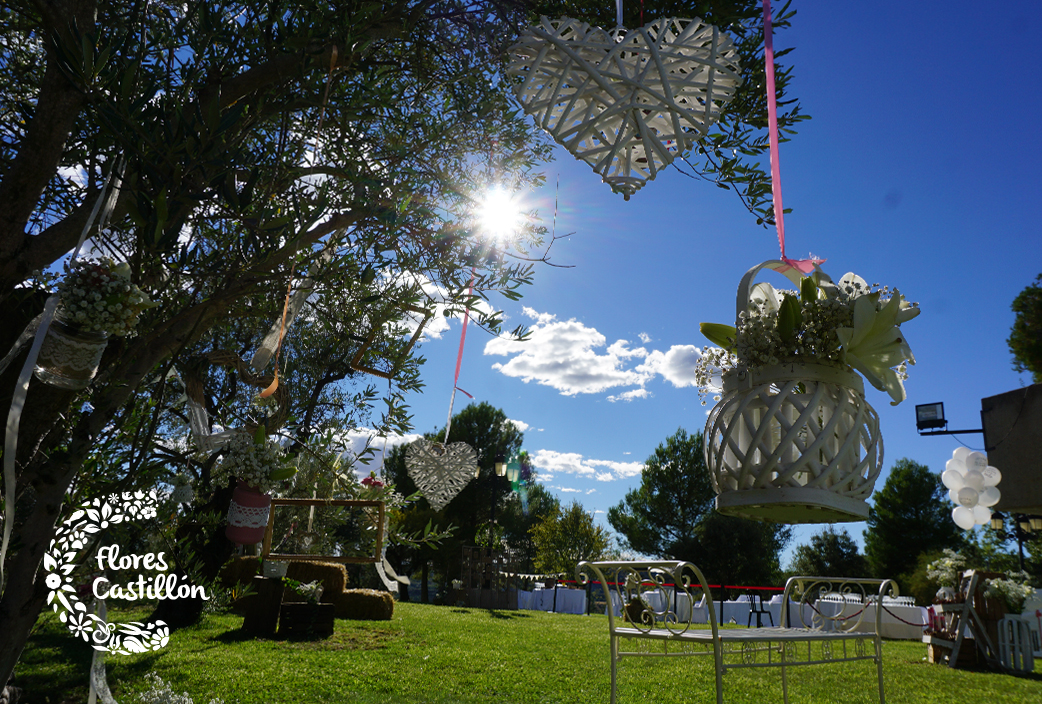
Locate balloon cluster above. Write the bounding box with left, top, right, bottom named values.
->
left=941, top=448, right=1001, bottom=530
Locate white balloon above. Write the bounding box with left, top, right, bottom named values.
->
left=972, top=505, right=992, bottom=525
left=982, top=466, right=1002, bottom=487
left=948, top=488, right=961, bottom=504
left=953, top=506, right=975, bottom=530
left=952, top=447, right=971, bottom=463
left=946, top=458, right=967, bottom=476
left=941, top=469, right=965, bottom=490
left=965, top=451, right=988, bottom=472
left=979, top=486, right=1001, bottom=507
left=964, top=469, right=985, bottom=492
left=957, top=486, right=979, bottom=507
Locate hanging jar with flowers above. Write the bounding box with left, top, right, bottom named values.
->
left=696, top=260, right=919, bottom=523
left=213, top=426, right=297, bottom=545
left=34, top=258, right=155, bottom=390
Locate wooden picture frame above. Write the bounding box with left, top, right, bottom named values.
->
left=261, top=498, right=385, bottom=564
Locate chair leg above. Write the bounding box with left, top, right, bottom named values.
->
left=610, top=636, right=618, bottom=704
left=714, top=642, right=724, bottom=704
left=875, top=638, right=885, bottom=704
left=781, top=646, right=789, bottom=704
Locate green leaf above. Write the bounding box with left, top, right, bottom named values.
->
left=800, top=276, right=818, bottom=305
left=699, top=323, right=737, bottom=349
left=777, top=294, right=801, bottom=344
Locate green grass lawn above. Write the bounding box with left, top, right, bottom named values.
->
left=17, top=602, right=1042, bottom=704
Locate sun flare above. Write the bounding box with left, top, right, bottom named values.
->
left=476, top=187, right=524, bottom=241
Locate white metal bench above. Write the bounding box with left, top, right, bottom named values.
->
left=577, top=560, right=898, bottom=704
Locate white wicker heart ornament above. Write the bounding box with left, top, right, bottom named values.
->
left=507, top=16, right=741, bottom=198
left=406, top=439, right=479, bottom=511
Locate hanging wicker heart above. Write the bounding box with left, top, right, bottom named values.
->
left=507, top=16, right=741, bottom=198
left=406, top=439, right=479, bottom=512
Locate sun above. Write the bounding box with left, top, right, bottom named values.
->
left=475, top=186, right=524, bottom=241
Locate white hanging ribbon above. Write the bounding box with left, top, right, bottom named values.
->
left=1, top=160, right=123, bottom=593
left=250, top=243, right=335, bottom=373
left=87, top=600, right=118, bottom=704
left=616, top=0, right=623, bottom=28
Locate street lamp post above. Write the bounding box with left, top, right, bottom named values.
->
left=988, top=512, right=1041, bottom=572
left=488, top=455, right=522, bottom=553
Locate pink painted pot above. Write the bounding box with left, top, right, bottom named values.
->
left=225, top=480, right=272, bottom=545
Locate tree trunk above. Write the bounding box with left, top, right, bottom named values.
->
left=148, top=484, right=236, bottom=629
left=0, top=450, right=83, bottom=688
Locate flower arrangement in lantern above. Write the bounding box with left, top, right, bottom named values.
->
left=212, top=426, right=297, bottom=545
left=696, top=261, right=919, bottom=523
left=34, top=257, right=155, bottom=389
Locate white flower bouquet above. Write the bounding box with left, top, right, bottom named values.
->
left=697, top=268, right=919, bottom=405
left=58, top=257, right=155, bottom=336
left=984, top=572, right=1036, bottom=614
left=212, top=427, right=296, bottom=496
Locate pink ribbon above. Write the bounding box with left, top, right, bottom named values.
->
left=443, top=273, right=475, bottom=442
left=763, top=0, right=824, bottom=275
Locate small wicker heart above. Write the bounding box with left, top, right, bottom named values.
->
left=508, top=16, right=741, bottom=198
left=406, top=439, right=479, bottom=511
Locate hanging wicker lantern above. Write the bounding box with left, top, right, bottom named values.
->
left=703, top=262, right=887, bottom=523
left=705, top=361, right=882, bottom=522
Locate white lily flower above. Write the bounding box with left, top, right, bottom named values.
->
left=836, top=292, right=916, bottom=405
left=748, top=282, right=780, bottom=314
left=836, top=272, right=870, bottom=299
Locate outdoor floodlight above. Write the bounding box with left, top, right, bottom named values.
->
left=915, top=402, right=946, bottom=432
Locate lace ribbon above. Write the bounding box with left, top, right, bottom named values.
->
left=227, top=500, right=271, bottom=529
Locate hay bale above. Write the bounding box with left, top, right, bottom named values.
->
left=285, top=561, right=349, bottom=602
left=219, top=556, right=260, bottom=589
left=333, top=589, right=394, bottom=621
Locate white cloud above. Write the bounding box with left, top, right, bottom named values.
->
left=341, top=428, right=422, bottom=478
left=586, top=489, right=597, bottom=495
left=607, top=388, right=651, bottom=403
left=558, top=487, right=581, bottom=493
left=484, top=309, right=652, bottom=395
left=635, top=345, right=703, bottom=388
left=529, top=449, right=644, bottom=481
left=484, top=308, right=704, bottom=398
left=507, top=418, right=530, bottom=432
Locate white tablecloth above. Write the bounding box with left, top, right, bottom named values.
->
left=518, top=587, right=585, bottom=615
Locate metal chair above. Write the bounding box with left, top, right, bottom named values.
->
left=747, top=592, right=774, bottom=628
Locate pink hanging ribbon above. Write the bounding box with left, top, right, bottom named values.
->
left=452, top=280, right=473, bottom=401
left=762, top=0, right=824, bottom=275
left=442, top=274, right=474, bottom=443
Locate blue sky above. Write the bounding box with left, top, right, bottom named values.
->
left=356, top=2, right=1042, bottom=569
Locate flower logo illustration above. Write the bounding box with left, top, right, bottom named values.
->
left=43, top=490, right=170, bottom=654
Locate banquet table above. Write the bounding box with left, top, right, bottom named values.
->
left=518, top=587, right=586, bottom=615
